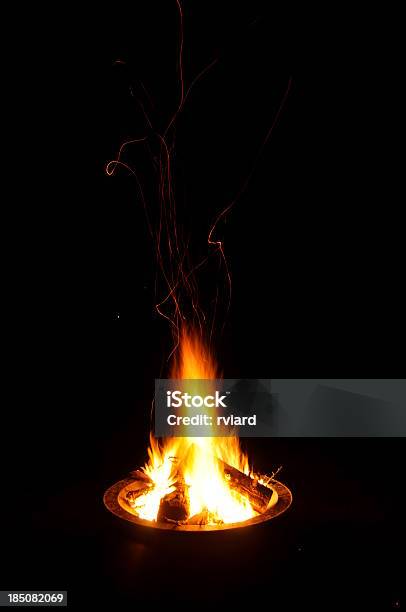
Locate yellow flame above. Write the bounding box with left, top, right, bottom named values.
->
left=135, top=326, right=256, bottom=524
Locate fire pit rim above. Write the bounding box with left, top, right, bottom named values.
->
left=103, top=476, right=292, bottom=532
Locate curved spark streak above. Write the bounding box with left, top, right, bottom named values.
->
left=105, top=137, right=148, bottom=176
left=164, top=0, right=185, bottom=137
left=207, top=77, right=293, bottom=314
left=106, top=2, right=292, bottom=359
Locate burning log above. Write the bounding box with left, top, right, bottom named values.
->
left=154, top=458, right=274, bottom=523
left=187, top=509, right=210, bottom=525
left=187, top=509, right=222, bottom=525
left=157, top=481, right=190, bottom=523
left=125, top=485, right=150, bottom=504
left=128, top=469, right=152, bottom=483
left=124, top=457, right=275, bottom=524
left=124, top=471, right=153, bottom=507
left=218, top=459, right=274, bottom=514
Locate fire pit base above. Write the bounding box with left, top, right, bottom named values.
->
left=103, top=475, right=292, bottom=532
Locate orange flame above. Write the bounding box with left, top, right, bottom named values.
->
left=131, top=326, right=256, bottom=524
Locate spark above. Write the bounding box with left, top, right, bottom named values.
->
left=106, top=1, right=292, bottom=359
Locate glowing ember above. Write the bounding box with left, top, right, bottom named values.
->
left=130, top=326, right=259, bottom=525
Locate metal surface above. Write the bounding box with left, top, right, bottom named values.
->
left=103, top=475, right=292, bottom=532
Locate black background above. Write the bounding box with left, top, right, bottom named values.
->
left=3, top=1, right=404, bottom=609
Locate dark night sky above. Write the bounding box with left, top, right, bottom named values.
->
left=3, top=1, right=404, bottom=609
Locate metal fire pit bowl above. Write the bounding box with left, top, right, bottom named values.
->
left=103, top=475, right=292, bottom=533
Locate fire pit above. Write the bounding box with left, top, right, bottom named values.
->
left=104, top=469, right=292, bottom=532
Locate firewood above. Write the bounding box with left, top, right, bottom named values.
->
left=125, top=484, right=150, bottom=504
left=217, top=458, right=274, bottom=513
left=128, top=469, right=152, bottom=483
left=157, top=482, right=190, bottom=523
left=127, top=455, right=274, bottom=521
left=187, top=509, right=209, bottom=525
